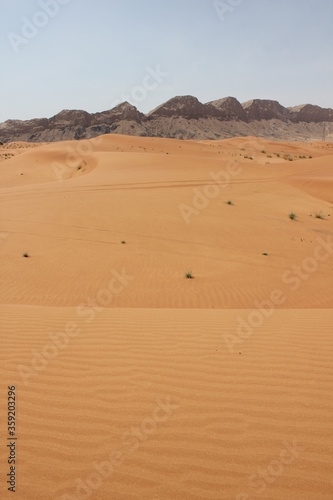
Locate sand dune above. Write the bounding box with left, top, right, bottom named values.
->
left=0, top=135, right=332, bottom=499
left=0, top=136, right=332, bottom=309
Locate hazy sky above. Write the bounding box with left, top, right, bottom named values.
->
left=0, top=0, right=332, bottom=122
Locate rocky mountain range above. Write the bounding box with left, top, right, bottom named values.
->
left=1, top=96, right=333, bottom=143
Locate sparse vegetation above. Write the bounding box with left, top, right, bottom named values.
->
left=185, top=271, right=193, bottom=279
left=23, top=253, right=29, bottom=258
left=226, top=200, right=233, bottom=206
left=121, top=240, right=126, bottom=244
left=315, top=212, right=325, bottom=220
left=262, top=252, right=269, bottom=256
left=283, top=154, right=294, bottom=161
left=261, top=150, right=266, bottom=154
left=0, top=152, right=14, bottom=160
left=289, top=212, right=297, bottom=220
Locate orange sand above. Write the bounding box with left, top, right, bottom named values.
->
left=0, top=135, right=332, bottom=499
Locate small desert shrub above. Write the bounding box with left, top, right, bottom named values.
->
left=266, top=155, right=272, bottom=158
left=315, top=212, right=325, bottom=220
left=121, top=240, right=126, bottom=244
left=226, top=200, right=233, bottom=205
left=185, top=271, right=193, bottom=279
left=262, top=252, right=268, bottom=256
left=23, top=253, right=29, bottom=258
left=309, top=156, right=312, bottom=159
left=289, top=212, right=297, bottom=220
left=261, top=150, right=266, bottom=154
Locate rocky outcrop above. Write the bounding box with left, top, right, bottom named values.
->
left=147, top=95, right=220, bottom=119
left=0, top=96, right=332, bottom=143
left=48, top=109, right=92, bottom=128
left=242, top=99, right=291, bottom=121
left=208, top=96, right=248, bottom=121
left=0, top=118, right=49, bottom=138
left=0, top=102, right=144, bottom=143
left=93, top=102, right=144, bottom=124
left=288, top=104, right=333, bottom=123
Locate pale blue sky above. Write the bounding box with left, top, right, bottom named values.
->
left=0, top=0, right=332, bottom=122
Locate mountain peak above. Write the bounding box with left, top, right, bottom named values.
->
left=208, top=97, right=247, bottom=121
left=148, top=95, right=220, bottom=119
left=241, top=99, right=290, bottom=121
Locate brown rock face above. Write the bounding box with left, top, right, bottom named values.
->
left=147, top=95, right=220, bottom=119
left=242, top=99, right=291, bottom=121
left=93, top=102, right=144, bottom=125
left=49, top=109, right=92, bottom=127
left=208, top=97, right=247, bottom=121
left=0, top=118, right=49, bottom=138
left=288, top=104, right=333, bottom=123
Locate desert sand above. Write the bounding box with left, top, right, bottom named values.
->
left=0, top=135, right=332, bottom=499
